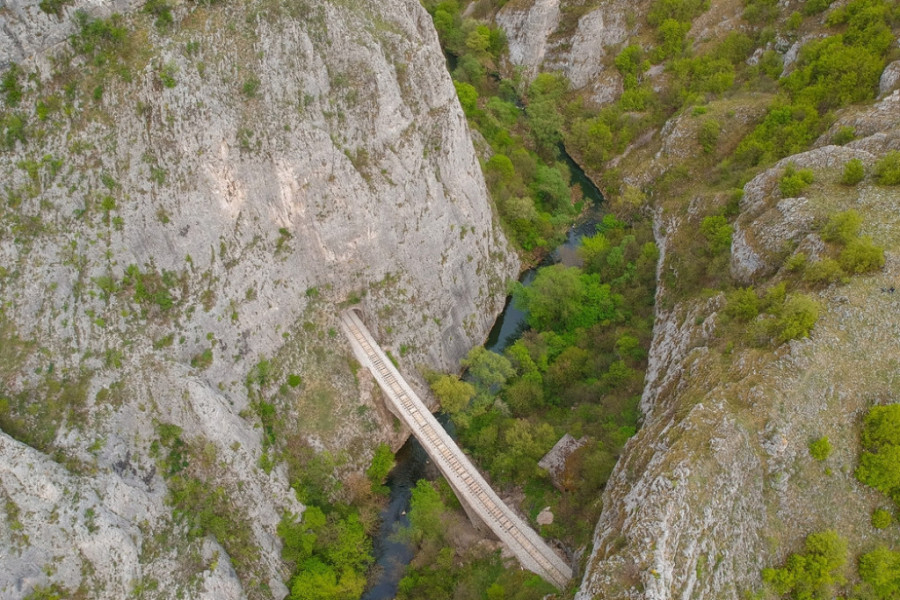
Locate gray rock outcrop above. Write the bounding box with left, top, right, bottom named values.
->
left=0, top=0, right=517, bottom=597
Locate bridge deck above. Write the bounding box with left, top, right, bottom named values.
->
left=340, top=310, right=572, bottom=590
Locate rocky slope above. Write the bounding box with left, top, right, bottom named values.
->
left=0, top=0, right=517, bottom=597
left=495, top=1, right=900, bottom=598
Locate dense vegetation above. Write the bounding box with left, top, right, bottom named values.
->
left=395, top=479, right=556, bottom=599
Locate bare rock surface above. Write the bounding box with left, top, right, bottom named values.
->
left=0, top=0, right=517, bottom=597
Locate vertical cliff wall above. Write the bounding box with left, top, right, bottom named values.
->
left=0, top=0, right=518, bottom=597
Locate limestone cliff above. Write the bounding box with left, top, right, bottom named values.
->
left=493, top=1, right=900, bottom=598
left=0, top=0, right=517, bottom=597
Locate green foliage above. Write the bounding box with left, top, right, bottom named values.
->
left=365, top=443, right=394, bottom=491
left=761, top=530, right=848, bottom=599
left=23, top=585, right=73, bottom=600
left=407, top=479, right=448, bottom=545
left=733, top=101, right=821, bottom=167
left=802, top=259, right=846, bottom=286
left=461, top=346, right=515, bottom=390
left=803, top=0, right=833, bottom=15
left=841, top=158, right=865, bottom=185
left=513, top=264, right=620, bottom=333
left=808, top=436, right=832, bottom=461
left=874, top=151, right=900, bottom=185
left=772, top=294, right=820, bottom=343
left=859, top=546, right=900, bottom=599
left=821, top=210, right=862, bottom=244
left=779, top=164, right=814, bottom=197
left=73, top=11, right=127, bottom=66
left=122, top=264, right=177, bottom=312
left=839, top=237, right=885, bottom=274
left=698, top=119, right=720, bottom=153
left=38, top=0, right=71, bottom=17
left=832, top=126, right=856, bottom=145
left=282, top=507, right=371, bottom=600
left=454, top=80, right=478, bottom=116
left=857, top=404, right=900, bottom=505
left=653, top=19, right=691, bottom=61
left=242, top=77, right=260, bottom=98
left=742, top=0, right=779, bottom=24
left=717, top=31, right=755, bottom=64
left=430, top=374, right=475, bottom=414
left=615, top=45, right=646, bottom=78
left=1, top=65, right=23, bottom=107
left=648, top=0, right=710, bottom=26
left=700, top=215, right=733, bottom=255
left=724, top=287, right=759, bottom=321
left=143, top=0, right=173, bottom=28
left=871, top=508, right=893, bottom=530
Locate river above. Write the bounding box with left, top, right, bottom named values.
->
left=361, top=148, right=603, bottom=599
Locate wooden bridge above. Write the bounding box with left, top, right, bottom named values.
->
left=340, top=309, right=572, bottom=590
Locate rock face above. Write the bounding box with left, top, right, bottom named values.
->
left=575, top=87, right=900, bottom=600
left=0, top=0, right=517, bottom=597
left=496, top=0, right=637, bottom=103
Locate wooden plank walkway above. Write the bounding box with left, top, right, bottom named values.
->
left=340, top=309, right=572, bottom=590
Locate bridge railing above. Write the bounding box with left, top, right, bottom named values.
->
left=339, top=309, right=572, bottom=590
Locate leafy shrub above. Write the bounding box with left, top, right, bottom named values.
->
left=725, top=287, right=759, bottom=321
left=773, top=294, right=819, bottom=343
left=784, top=252, right=808, bottom=273
left=872, top=508, right=893, bottom=530
left=874, top=151, right=900, bottom=185
left=779, top=164, right=814, bottom=197
left=857, top=404, right=900, bottom=505
left=38, top=0, right=71, bottom=17
left=809, top=436, right=832, bottom=460
left=803, top=0, right=833, bottom=15
left=780, top=36, right=885, bottom=110
left=653, top=19, right=691, bottom=61
left=365, top=443, right=394, bottom=493
left=761, top=530, right=847, bottom=599
left=743, top=0, right=778, bottom=24
left=841, top=158, right=865, bottom=185
left=859, top=546, right=900, bottom=599
left=698, top=119, right=720, bottom=153
left=700, top=215, right=733, bottom=255
left=454, top=81, right=478, bottom=116
left=73, top=11, right=127, bottom=65
left=648, top=0, right=710, bottom=26
left=143, top=0, right=173, bottom=28
left=1, top=65, right=23, bottom=106
left=802, top=259, right=845, bottom=286
left=821, top=210, right=861, bottom=244
left=839, top=237, right=885, bottom=274
left=832, top=126, right=856, bottom=145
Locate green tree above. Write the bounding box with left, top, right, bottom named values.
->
left=872, top=508, right=893, bottom=530
left=761, top=530, right=848, bottom=600
left=857, top=404, right=900, bottom=505
left=454, top=81, right=478, bottom=116
left=841, top=158, right=865, bottom=185
left=461, top=346, right=515, bottom=390
left=779, top=164, right=815, bottom=197
left=700, top=215, right=733, bottom=255
left=773, top=294, right=820, bottom=343
left=366, top=443, right=394, bottom=491
left=821, top=210, right=861, bottom=244
left=407, top=480, right=447, bottom=544
left=859, top=546, right=900, bottom=599
left=724, top=287, right=759, bottom=321
left=874, top=151, right=900, bottom=185
left=698, top=119, right=720, bottom=153
left=839, top=236, right=885, bottom=274
left=430, top=374, right=475, bottom=414
left=808, top=436, right=832, bottom=461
